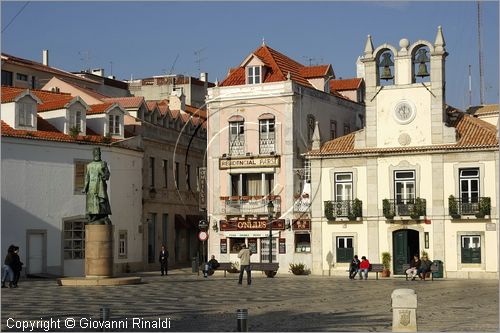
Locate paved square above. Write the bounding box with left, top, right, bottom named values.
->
left=1, top=270, right=498, bottom=331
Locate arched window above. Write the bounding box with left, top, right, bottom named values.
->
left=377, top=50, right=395, bottom=86
left=412, top=46, right=431, bottom=83
left=228, top=115, right=245, bottom=156
left=258, top=113, right=275, bottom=154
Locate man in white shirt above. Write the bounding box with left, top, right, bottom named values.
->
left=237, top=244, right=252, bottom=285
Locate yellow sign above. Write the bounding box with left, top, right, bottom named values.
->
left=219, top=156, right=280, bottom=169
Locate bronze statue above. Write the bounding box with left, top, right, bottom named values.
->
left=83, top=147, right=112, bottom=225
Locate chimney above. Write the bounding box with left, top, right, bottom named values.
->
left=91, top=68, right=104, bottom=77
left=200, top=72, right=208, bottom=82
left=43, top=50, right=49, bottom=66
left=169, top=89, right=185, bottom=111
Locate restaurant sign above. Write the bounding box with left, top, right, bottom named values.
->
left=220, top=219, right=285, bottom=231
left=219, top=155, right=280, bottom=170
left=292, top=219, right=311, bottom=230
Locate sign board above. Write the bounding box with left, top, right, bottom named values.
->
left=220, top=219, right=285, bottom=231
left=198, top=167, right=207, bottom=210
left=279, top=238, right=286, bottom=254
left=292, top=219, right=311, bottom=230
left=198, top=220, right=208, bottom=229
left=248, top=238, right=257, bottom=254
left=219, top=155, right=280, bottom=170
left=198, top=231, right=208, bottom=241
left=220, top=239, right=227, bottom=254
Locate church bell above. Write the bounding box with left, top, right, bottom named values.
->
left=415, top=49, right=430, bottom=78
left=379, top=53, right=394, bottom=80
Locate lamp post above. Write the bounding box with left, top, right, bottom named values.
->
left=267, top=200, right=274, bottom=264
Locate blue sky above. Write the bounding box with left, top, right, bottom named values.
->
left=2, top=1, right=498, bottom=109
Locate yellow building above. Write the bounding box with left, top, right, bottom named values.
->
left=308, top=27, right=498, bottom=279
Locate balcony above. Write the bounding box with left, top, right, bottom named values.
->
left=293, top=194, right=311, bottom=213
left=448, top=196, right=491, bottom=219
left=221, top=196, right=281, bottom=216
left=324, top=199, right=362, bottom=221
left=259, top=136, right=275, bottom=155
left=382, top=198, right=426, bottom=220
left=229, top=136, right=245, bottom=156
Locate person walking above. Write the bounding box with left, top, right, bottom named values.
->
left=358, top=256, right=370, bottom=280
left=349, top=255, right=360, bottom=279
left=237, top=244, right=252, bottom=285
left=405, top=254, right=421, bottom=281
left=159, top=245, right=169, bottom=276
left=1, top=245, right=15, bottom=288
left=11, top=246, right=23, bottom=288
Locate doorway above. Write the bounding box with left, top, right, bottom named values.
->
left=27, top=231, right=46, bottom=275
left=392, top=229, right=419, bottom=275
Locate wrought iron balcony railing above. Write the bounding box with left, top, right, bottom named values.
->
left=259, top=136, right=275, bottom=155
left=382, top=198, right=427, bottom=219
left=448, top=196, right=491, bottom=218
left=293, top=196, right=311, bottom=213
left=221, top=196, right=281, bottom=215
left=324, top=199, right=362, bottom=221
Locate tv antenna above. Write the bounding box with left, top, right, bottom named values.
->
left=78, top=50, right=92, bottom=72
left=302, top=56, right=317, bottom=66
left=194, top=47, right=207, bottom=73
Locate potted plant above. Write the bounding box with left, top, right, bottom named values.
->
left=381, top=252, right=391, bottom=277
left=69, top=126, right=80, bottom=138
left=349, top=198, right=362, bottom=221
left=448, top=195, right=461, bottom=219
left=289, top=263, right=307, bottom=275
left=324, top=201, right=335, bottom=221
left=476, top=197, right=491, bottom=218
left=383, top=199, right=395, bottom=219
left=411, top=197, right=425, bottom=219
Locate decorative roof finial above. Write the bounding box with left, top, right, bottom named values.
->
left=262, top=37, right=266, bottom=46
left=364, top=34, right=374, bottom=57
left=215, top=78, right=219, bottom=86
left=287, top=71, right=291, bottom=80
left=312, top=121, right=321, bottom=150
left=434, top=25, right=446, bottom=54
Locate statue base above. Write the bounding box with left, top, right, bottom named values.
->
left=57, top=276, right=141, bottom=286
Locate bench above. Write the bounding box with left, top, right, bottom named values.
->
left=208, top=262, right=279, bottom=278
left=403, top=263, right=439, bottom=281
left=369, top=264, right=384, bottom=280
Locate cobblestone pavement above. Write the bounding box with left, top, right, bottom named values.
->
left=1, top=269, right=498, bottom=332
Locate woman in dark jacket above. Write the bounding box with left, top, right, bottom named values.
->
left=2, top=245, right=15, bottom=288
left=10, top=246, right=23, bottom=288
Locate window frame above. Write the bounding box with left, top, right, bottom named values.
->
left=334, top=172, right=353, bottom=201
left=294, top=233, right=311, bottom=253
left=149, top=157, right=155, bottom=188
left=16, top=73, right=28, bottom=81
left=74, top=160, right=90, bottom=194
left=330, top=120, right=337, bottom=140
left=247, top=66, right=261, bottom=84
left=18, top=102, right=33, bottom=127
left=459, top=168, right=480, bottom=203
left=336, top=236, right=354, bottom=263
left=108, top=114, right=121, bottom=135
left=63, top=220, right=85, bottom=260
left=118, top=230, right=128, bottom=259
left=394, top=170, right=416, bottom=204
left=461, top=235, right=481, bottom=264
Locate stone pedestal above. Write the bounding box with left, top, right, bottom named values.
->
left=85, top=224, right=113, bottom=278
left=391, top=289, right=417, bottom=332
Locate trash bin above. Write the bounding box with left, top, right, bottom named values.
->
left=192, top=257, right=199, bottom=273
left=432, top=260, right=443, bottom=278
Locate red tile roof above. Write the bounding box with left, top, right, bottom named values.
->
left=146, top=101, right=158, bottom=112
left=467, top=104, right=499, bottom=116
left=37, top=96, right=74, bottom=112
left=157, top=100, right=170, bottom=116
left=102, top=96, right=145, bottom=109
left=299, top=65, right=332, bottom=78
left=1, top=86, right=72, bottom=103
left=220, top=45, right=330, bottom=88
left=309, top=110, right=498, bottom=157
left=330, top=78, right=363, bottom=92
left=88, top=103, right=114, bottom=115
left=185, top=104, right=207, bottom=120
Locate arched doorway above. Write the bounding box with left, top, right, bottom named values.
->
left=392, top=229, right=419, bottom=274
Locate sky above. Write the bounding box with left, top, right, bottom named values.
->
left=1, top=1, right=498, bottom=110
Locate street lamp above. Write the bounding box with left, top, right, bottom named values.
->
left=267, top=200, right=275, bottom=264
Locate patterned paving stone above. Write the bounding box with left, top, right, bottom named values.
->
left=1, top=270, right=498, bottom=331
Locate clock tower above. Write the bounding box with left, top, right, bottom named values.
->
left=355, top=26, right=456, bottom=149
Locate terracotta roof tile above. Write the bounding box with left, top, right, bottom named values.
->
left=467, top=104, right=499, bottom=116
left=88, top=103, right=114, bottom=115
left=102, top=96, right=145, bottom=109
left=184, top=104, right=207, bottom=120
left=146, top=101, right=158, bottom=112
left=330, top=78, right=363, bottom=91
left=37, top=96, right=74, bottom=112
left=309, top=112, right=498, bottom=157
left=299, top=65, right=332, bottom=78
left=1, top=86, right=72, bottom=104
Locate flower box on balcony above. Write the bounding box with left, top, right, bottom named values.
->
left=254, top=195, right=264, bottom=200
left=220, top=196, right=229, bottom=200
left=229, top=196, right=240, bottom=201
left=241, top=196, right=251, bottom=201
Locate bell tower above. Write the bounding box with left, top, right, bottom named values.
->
left=355, top=26, right=455, bottom=149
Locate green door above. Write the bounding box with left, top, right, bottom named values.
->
left=393, top=230, right=409, bottom=274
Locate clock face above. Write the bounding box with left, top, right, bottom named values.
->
left=394, top=101, right=416, bottom=124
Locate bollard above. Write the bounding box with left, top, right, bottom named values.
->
left=100, top=305, right=110, bottom=332
left=236, top=308, right=248, bottom=332
left=391, top=289, right=417, bottom=332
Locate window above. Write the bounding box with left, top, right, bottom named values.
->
left=229, top=121, right=245, bottom=155
left=260, top=238, right=276, bottom=262
left=330, top=120, right=337, bottom=140
left=336, top=236, right=353, bottom=263
left=230, top=173, right=274, bottom=196
left=461, top=235, right=481, bottom=263
left=247, top=66, right=261, bottom=84
left=147, top=213, right=157, bottom=263
left=459, top=168, right=479, bottom=203
left=74, top=160, right=89, bottom=194
left=162, top=160, right=168, bottom=188
left=2, top=70, right=13, bottom=86
left=31, top=76, right=36, bottom=89
left=118, top=230, right=127, bottom=258
left=70, top=110, right=82, bottom=132
left=18, top=103, right=33, bottom=127
left=394, top=170, right=415, bottom=204
left=186, top=164, right=191, bottom=190
left=295, top=233, right=311, bottom=253
left=307, top=115, right=315, bottom=142
left=304, top=159, right=311, bottom=184
left=16, top=73, right=28, bottom=81
left=162, top=214, right=168, bottom=245
left=175, top=162, right=179, bottom=189
left=230, top=238, right=246, bottom=253
left=64, top=220, right=85, bottom=259
left=108, top=114, right=120, bottom=135
left=149, top=157, right=155, bottom=188
left=343, top=123, right=350, bottom=135
left=335, top=173, right=353, bottom=201
left=259, top=119, right=275, bottom=154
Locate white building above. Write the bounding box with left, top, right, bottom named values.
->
left=307, top=27, right=499, bottom=279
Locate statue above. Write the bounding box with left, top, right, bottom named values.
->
left=83, top=147, right=112, bottom=225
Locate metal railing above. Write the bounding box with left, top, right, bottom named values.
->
left=324, top=199, right=362, bottom=220
left=221, top=196, right=281, bottom=215
left=382, top=198, right=426, bottom=218
left=259, top=136, right=275, bottom=154
left=449, top=196, right=490, bottom=216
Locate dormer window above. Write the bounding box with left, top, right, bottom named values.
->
left=247, top=66, right=261, bottom=84
left=108, top=114, right=121, bottom=135
left=71, top=110, right=83, bottom=132
left=18, top=102, right=34, bottom=127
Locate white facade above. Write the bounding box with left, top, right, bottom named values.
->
left=1, top=138, right=143, bottom=277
